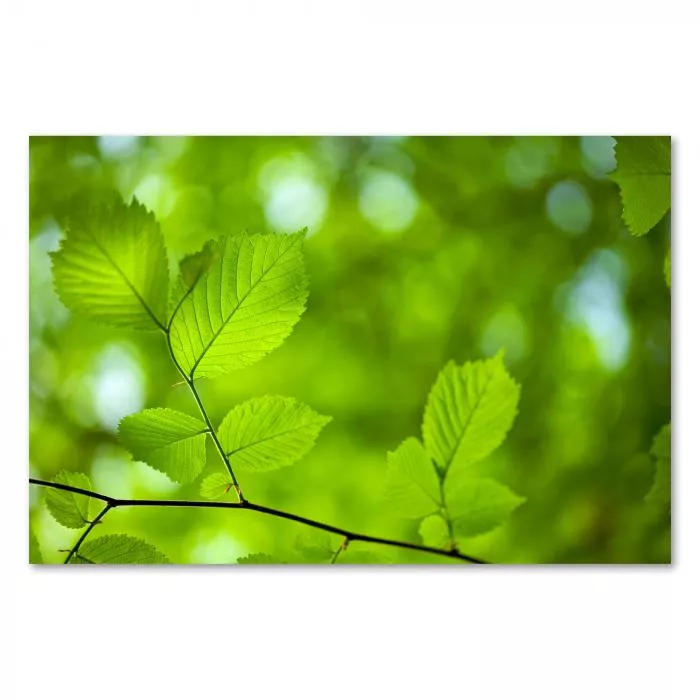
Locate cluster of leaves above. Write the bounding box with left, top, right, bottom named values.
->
left=39, top=193, right=333, bottom=563
left=610, top=136, right=671, bottom=286
left=32, top=190, right=532, bottom=564
left=384, top=351, right=524, bottom=551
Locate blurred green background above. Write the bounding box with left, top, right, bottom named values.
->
left=28, top=136, right=671, bottom=564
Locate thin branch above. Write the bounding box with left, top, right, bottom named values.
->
left=29, top=478, right=488, bottom=565
left=63, top=503, right=112, bottom=563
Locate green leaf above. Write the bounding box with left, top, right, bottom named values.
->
left=29, top=527, right=43, bottom=564
left=119, top=408, right=208, bottom=484
left=236, top=553, right=284, bottom=565
left=169, top=231, right=308, bottom=378
left=664, top=248, right=671, bottom=288
left=73, top=535, right=170, bottom=564
left=384, top=438, right=441, bottom=518
left=295, top=531, right=335, bottom=563
left=610, top=136, right=671, bottom=236
left=646, top=423, right=671, bottom=511
left=45, top=471, right=94, bottom=529
left=445, top=477, right=525, bottom=537
left=419, top=514, right=451, bottom=549
left=217, top=396, right=331, bottom=473
left=200, top=472, right=234, bottom=500
left=422, top=351, right=520, bottom=476
left=51, top=194, right=169, bottom=330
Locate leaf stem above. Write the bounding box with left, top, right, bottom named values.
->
left=30, top=479, right=487, bottom=565
left=63, top=503, right=112, bottom=564
left=162, top=327, right=244, bottom=501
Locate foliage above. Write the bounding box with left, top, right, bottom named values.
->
left=29, top=136, right=671, bottom=564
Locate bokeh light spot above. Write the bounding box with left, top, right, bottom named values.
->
left=546, top=180, right=593, bottom=235
left=359, top=170, right=419, bottom=233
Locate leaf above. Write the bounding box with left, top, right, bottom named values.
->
left=200, top=472, right=234, bottom=500
left=119, top=408, right=208, bottom=484
left=29, top=527, right=43, bottom=564
left=646, top=423, right=671, bottom=512
left=217, top=396, right=331, bottom=473
left=445, top=477, right=525, bottom=538
left=419, top=514, right=451, bottom=549
left=51, top=194, right=169, bottom=330
left=384, top=438, right=441, bottom=519
left=610, top=136, right=671, bottom=236
left=169, top=231, right=308, bottom=378
left=295, top=531, right=335, bottom=563
left=422, top=351, right=520, bottom=476
left=45, top=471, right=94, bottom=529
left=72, top=535, right=170, bottom=564
left=664, top=248, right=671, bottom=288
left=236, top=553, right=284, bottom=565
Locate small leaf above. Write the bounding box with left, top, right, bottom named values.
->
left=610, top=136, right=671, bottom=236
left=295, top=531, right=335, bottom=563
left=51, top=194, right=169, bottom=330
left=200, top=472, right=234, bottom=500
left=119, top=408, right=208, bottom=484
left=169, top=231, right=308, bottom=378
left=445, top=477, right=525, bottom=538
left=646, top=423, right=671, bottom=512
left=419, top=514, right=451, bottom=549
left=72, top=535, right=170, bottom=564
left=217, top=396, right=331, bottom=473
left=384, top=438, right=441, bottom=519
left=45, top=471, right=93, bottom=529
left=236, top=553, right=284, bottom=565
left=29, top=527, right=43, bottom=564
left=422, top=351, right=520, bottom=476
left=664, top=248, right=671, bottom=288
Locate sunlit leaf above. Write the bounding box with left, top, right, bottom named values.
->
left=646, top=423, right=671, bottom=512
left=119, top=408, right=208, bottom=484
left=295, top=531, right=335, bottom=563
left=45, top=471, right=94, bottom=529
left=72, top=535, right=170, bottom=564
left=29, top=527, right=43, bottom=564
left=169, top=231, right=308, bottom=378
left=610, top=136, right=671, bottom=236
left=422, top=351, right=520, bottom=476
left=384, top=438, right=441, bottom=519
left=419, top=513, right=451, bottom=549
left=217, top=396, right=331, bottom=473
left=445, top=477, right=525, bottom=538
left=664, top=248, right=671, bottom=288
left=200, top=472, right=234, bottom=500
left=51, top=194, right=169, bottom=330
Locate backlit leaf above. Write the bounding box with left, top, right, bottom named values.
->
left=169, top=232, right=308, bottom=378
left=646, top=423, right=671, bottom=512
left=52, top=194, right=169, bottom=330
left=419, top=513, right=451, bottom=549
left=445, top=477, right=525, bottom=537
left=384, top=438, right=441, bottom=519
left=610, top=136, right=671, bottom=236
left=422, top=351, right=520, bottom=476
left=45, top=471, right=94, bottom=529
left=73, top=535, right=170, bottom=564
left=29, top=527, right=43, bottom=564
left=119, top=408, right=208, bottom=484
left=217, top=396, right=331, bottom=473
